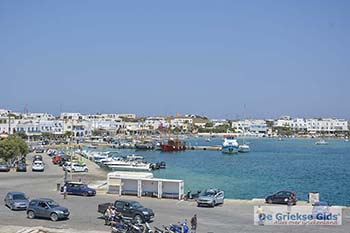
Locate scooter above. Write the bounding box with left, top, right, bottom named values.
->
left=169, top=220, right=189, bottom=233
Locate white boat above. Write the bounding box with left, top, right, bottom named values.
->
left=315, top=139, right=328, bottom=145
left=126, top=154, right=144, bottom=161
left=221, top=136, right=239, bottom=154
left=238, top=144, right=250, bottom=153
left=104, top=160, right=152, bottom=171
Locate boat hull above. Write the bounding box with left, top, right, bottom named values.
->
left=221, top=146, right=239, bottom=154
left=161, top=144, right=186, bottom=152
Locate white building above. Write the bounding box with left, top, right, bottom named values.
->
left=306, top=118, right=348, bottom=134
left=60, top=113, right=83, bottom=121
left=169, top=117, right=193, bottom=130
left=231, top=120, right=267, bottom=134
left=144, top=117, right=168, bottom=130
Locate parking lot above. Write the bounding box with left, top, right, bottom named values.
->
left=0, top=152, right=350, bottom=233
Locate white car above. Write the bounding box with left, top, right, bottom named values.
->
left=32, top=160, right=45, bottom=172
left=64, top=162, right=88, bottom=173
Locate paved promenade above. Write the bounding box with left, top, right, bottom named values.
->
left=0, top=153, right=349, bottom=233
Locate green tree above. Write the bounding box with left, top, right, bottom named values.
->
left=64, top=131, right=73, bottom=139
left=14, top=131, right=27, bottom=139
left=205, top=122, right=214, bottom=128
left=41, top=132, right=54, bottom=140
left=0, top=136, right=29, bottom=162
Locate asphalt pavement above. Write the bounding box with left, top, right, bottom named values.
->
left=0, top=152, right=349, bottom=233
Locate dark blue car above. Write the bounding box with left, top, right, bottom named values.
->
left=61, top=182, right=96, bottom=196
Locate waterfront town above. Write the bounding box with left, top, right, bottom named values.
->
left=1, top=108, right=350, bottom=233
left=0, top=109, right=349, bottom=140
left=1, top=1, right=350, bottom=232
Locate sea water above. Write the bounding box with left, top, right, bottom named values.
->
left=96, top=137, right=350, bottom=206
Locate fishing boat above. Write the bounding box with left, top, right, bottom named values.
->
left=161, top=139, right=186, bottom=152
left=315, top=139, right=328, bottom=145
left=221, top=136, right=239, bottom=154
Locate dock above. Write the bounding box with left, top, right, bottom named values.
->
left=187, top=145, right=221, bottom=151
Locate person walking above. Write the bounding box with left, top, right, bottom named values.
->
left=190, top=214, right=197, bottom=233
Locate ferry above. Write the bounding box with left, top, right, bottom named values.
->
left=221, top=136, right=239, bottom=154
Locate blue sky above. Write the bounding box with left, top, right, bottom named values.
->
left=0, top=0, right=349, bottom=119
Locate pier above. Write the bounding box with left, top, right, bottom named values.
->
left=187, top=145, right=221, bottom=151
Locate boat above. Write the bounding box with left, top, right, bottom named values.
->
left=135, top=142, right=154, bottom=150
left=103, top=159, right=152, bottom=171
left=221, top=136, right=239, bottom=154
left=126, top=154, right=144, bottom=161
left=238, top=144, right=250, bottom=153
left=315, top=139, right=328, bottom=145
left=161, top=139, right=186, bottom=152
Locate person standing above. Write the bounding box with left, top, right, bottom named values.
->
left=105, top=206, right=112, bottom=225
left=63, top=185, right=67, bottom=199
left=190, top=214, right=197, bottom=233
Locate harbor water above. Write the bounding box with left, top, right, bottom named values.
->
left=94, top=138, right=350, bottom=206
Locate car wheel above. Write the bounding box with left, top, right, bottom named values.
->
left=267, top=199, right=273, bottom=204
left=27, top=211, right=35, bottom=219
left=50, top=213, right=59, bottom=221
left=134, top=214, right=143, bottom=223
left=83, top=192, right=88, bottom=197
left=211, top=201, right=216, bottom=208
left=84, top=168, right=88, bottom=172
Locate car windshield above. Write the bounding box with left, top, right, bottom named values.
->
left=204, top=191, right=216, bottom=196
left=131, top=202, right=143, bottom=208
left=12, top=194, right=26, bottom=200
left=47, top=200, right=59, bottom=208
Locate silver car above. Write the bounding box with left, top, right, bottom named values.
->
left=4, top=192, right=29, bottom=210
left=197, top=189, right=224, bottom=207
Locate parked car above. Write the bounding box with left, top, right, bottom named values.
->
left=16, top=163, right=27, bottom=172
left=265, top=190, right=297, bottom=205
left=34, top=148, right=45, bottom=153
left=98, top=199, right=154, bottom=222
left=197, top=189, right=224, bottom=207
left=32, top=160, right=45, bottom=172
left=33, top=154, right=43, bottom=161
left=63, top=162, right=88, bottom=173
left=27, top=198, right=69, bottom=221
left=60, top=182, right=96, bottom=196
left=4, top=192, right=29, bottom=210
left=0, top=162, right=10, bottom=172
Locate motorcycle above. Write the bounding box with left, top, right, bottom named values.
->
left=111, top=216, right=144, bottom=233
left=184, top=190, right=201, bottom=200
left=154, top=225, right=171, bottom=233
